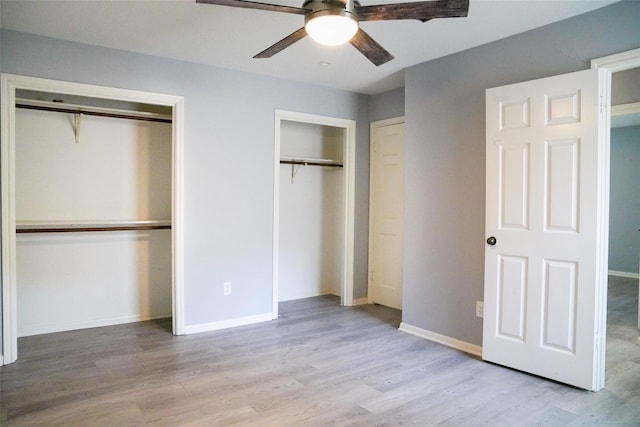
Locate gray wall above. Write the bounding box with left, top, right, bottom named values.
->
left=370, top=87, right=405, bottom=122
left=403, top=1, right=640, bottom=346
left=609, top=125, right=640, bottom=274
left=0, top=30, right=371, bottom=337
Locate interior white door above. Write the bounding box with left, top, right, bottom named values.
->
left=370, top=121, right=405, bottom=310
left=483, top=68, right=608, bottom=391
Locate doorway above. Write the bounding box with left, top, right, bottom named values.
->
left=603, top=63, right=640, bottom=391
left=481, top=48, right=640, bottom=390
left=1, top=74, right=185, bottom=365
left=592, top=49, right=640, bottom=334
left=272, top=110, right=355, bottom=317
left=608, top=69, right=640, bottom=329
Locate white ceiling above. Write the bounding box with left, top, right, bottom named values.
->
left=0, top=0, right=620, bottom=95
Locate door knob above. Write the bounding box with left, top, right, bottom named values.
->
left=487, top=236, right=497, bottom=246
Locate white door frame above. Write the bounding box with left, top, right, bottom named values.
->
left=1, top=74, right=186, bottom=365
left=272, top=110, right=356, bottom=317
left=591, top=47, right=640, bottom=332
left=368, top=116, right=405, bottom=306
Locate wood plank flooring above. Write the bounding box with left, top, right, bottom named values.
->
left=1, top=276, right=639, bottom=426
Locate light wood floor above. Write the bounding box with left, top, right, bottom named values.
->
left=1, top=277, right=639, bottom=426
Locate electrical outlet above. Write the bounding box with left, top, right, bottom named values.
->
left=476, top=301, right=484, bottom=318
left=223, top=282, right=231, bottom=296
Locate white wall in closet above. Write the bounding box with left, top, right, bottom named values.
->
left=15, top=106, right=172, bottom=336
left=278, top=121, right=344, bottom=301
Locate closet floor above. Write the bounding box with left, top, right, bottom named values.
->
left=1, top=280, right=639, bottom=426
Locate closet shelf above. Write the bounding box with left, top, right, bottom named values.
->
left=16, top=220, right=172, bottom=234
left=280, top=157, right=343, bottom=168
left=15, top=98, right=172, bottom=123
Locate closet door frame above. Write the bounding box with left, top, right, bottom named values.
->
left=273, top=110, right=356, bottom=317
left=0, top=74, right=186, bottom=365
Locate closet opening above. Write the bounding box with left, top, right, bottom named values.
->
left=272, top=110, right=355, bottom=317
left=1, top=75, right=185, bottom=365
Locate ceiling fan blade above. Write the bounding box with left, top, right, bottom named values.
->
left=357, top=0, right=469, bottom=22
left=349, top=28, right=394, bottom=66
left=254, top=27, right=308, bottom=58
left=196, top=0, right=308, bottom=15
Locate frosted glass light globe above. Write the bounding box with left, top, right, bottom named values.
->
left=305, top=15, right=358, bottom=46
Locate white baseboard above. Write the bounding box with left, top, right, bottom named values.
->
left=0, top=354, right=4, bottom=366
left=184, top=313, right=272, bottom=335
left=326, top=293, right=366, bottom=306
left=278, top=289, right=337, bottom=302
left=399, top=322, right=482, bottom=358
left=18, top=312, right=172, bottom=337
left=609, top=270, right=640, bottom=279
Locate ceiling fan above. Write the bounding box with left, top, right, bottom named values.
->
left=196, top=0, right=470, bottom=66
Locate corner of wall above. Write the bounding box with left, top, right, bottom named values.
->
left=399, top=322, right=482, bottom=358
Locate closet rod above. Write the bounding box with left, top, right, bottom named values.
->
left=15, top=99, right=172, bottom=123
left=16, top=224, right=172, bottom=234
left=280, top=159, right=343, bottom=168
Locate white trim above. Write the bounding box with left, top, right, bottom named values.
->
left=370, top=117, right=406, bottom=128
left=611, top=102, right=640, bottom=116
left=368, top=116, right=405, bottom=305
left=172, top=96, right=186, bottom=336
left=399, top=322, right=482, bottom=358
left=592, top=66, right=611, bottom=392
left=278, top=289, right=337, bottom=302
left=272, top=113, right=281, bottom=319
left=608, top=270, right=640, bottom=279
left=590, top=48, right=640, bottom=390
left=1, top=75, right=17, bottom=365
left=1, top=74, right=186, bottom=365
left=611, top=102, right=640, bottom=128
left=184, top=313, right=272, bottom=335
left=591, top=48, right=640, bottom=72
left=352, top=297, right=369, bottom=306
left=272, top=110, right=356, bottom=318
left=18, top=313, right=172, bottom=338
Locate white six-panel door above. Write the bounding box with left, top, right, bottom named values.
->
left=483, top=68, right=608, bottom=391
left=369, top=121, right=405, bottom=310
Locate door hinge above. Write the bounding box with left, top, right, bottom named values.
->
left=599, top=97, right=608, bottom=114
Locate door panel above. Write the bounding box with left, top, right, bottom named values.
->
left=542, top=259, right=577, bottom=352
left=545, top=138, right=580, bottom=231
left=497, top=255, right=527, bottom=342
left=483, top=68, right=608, bottom=391
left=500, top=142, right=530, bottom=229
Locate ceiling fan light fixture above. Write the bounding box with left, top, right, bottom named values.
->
left=198, top=0, right=470, bottom=66
left=305, top=14, right=358, bottom=46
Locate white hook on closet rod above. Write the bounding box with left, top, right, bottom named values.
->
left=73, top=113, right=82, bottom=144
left=291, top=163, right=303, bottom=184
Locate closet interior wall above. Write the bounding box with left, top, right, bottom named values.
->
left=15, top=90, right=173, bottom=337
left=278, top=120, right=345, bottom=301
